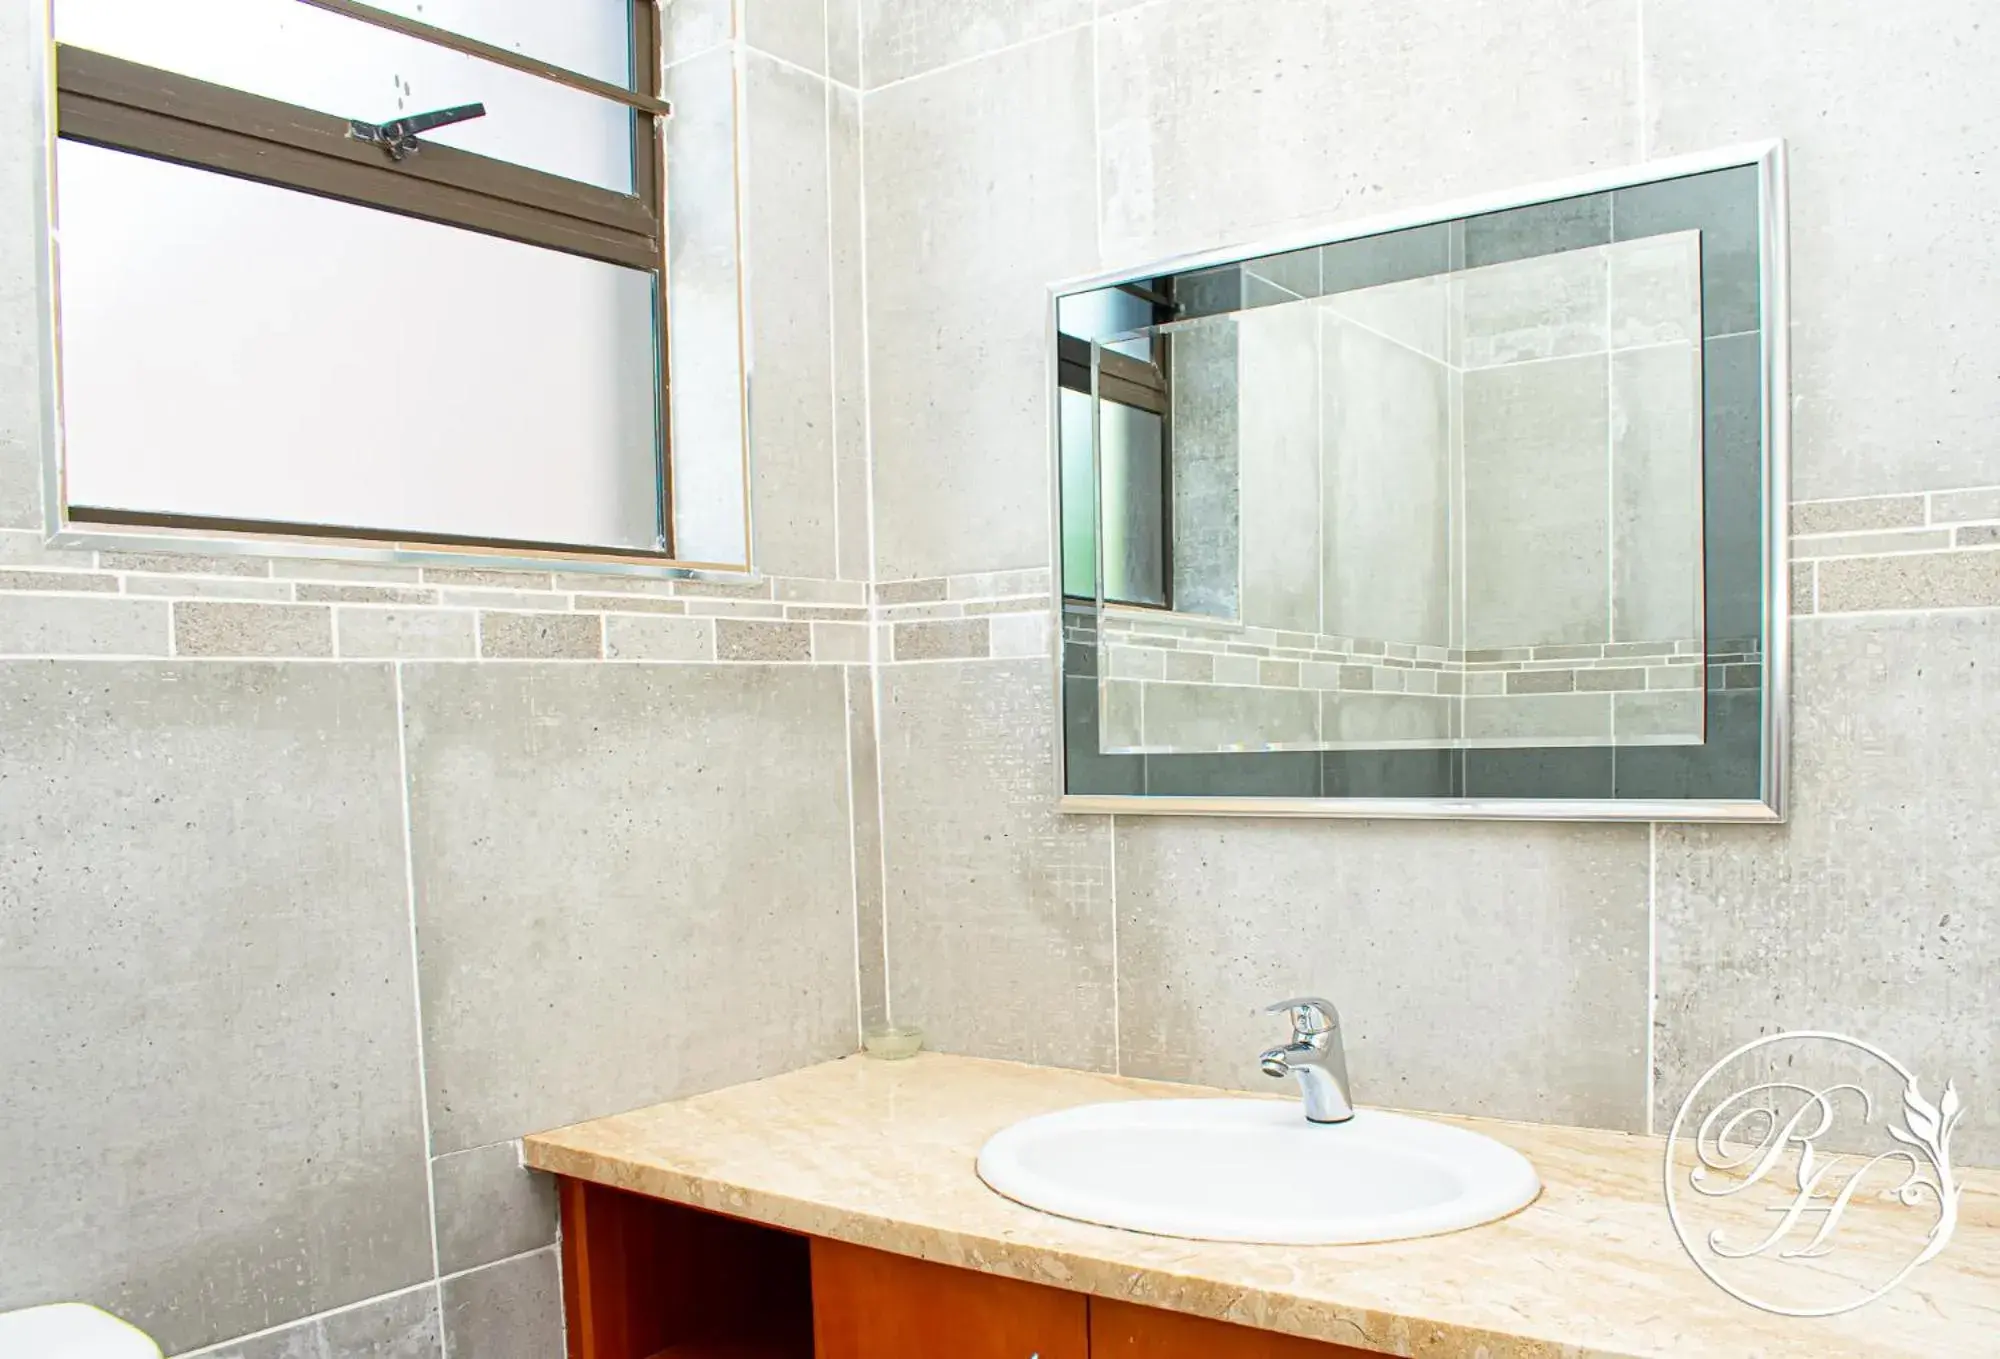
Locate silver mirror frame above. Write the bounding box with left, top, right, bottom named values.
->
left=1047, top=140, right=1790, bottom=823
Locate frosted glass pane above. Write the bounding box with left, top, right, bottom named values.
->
left=56, top=142, right=662, bottom=552
left=362, top=0, right=634, bottom=87
left=56, top=0, right=635, bottom=193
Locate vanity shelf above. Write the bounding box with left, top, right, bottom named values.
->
left=559, top=1177, right=1370, bottom=1359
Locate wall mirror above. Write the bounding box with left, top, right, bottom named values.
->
left=1050, top=144, right=1788, bottom=821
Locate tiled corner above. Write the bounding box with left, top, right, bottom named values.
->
left=430, top=1140, right=558, bottom=1278
left=864, top=26, right=1096, bottom=579
left=877, top=658, right=1114, bottom=1069
left=401, top=662, right=858, bottom=1153
left=845, top=666, right=889, bottom=1029
left=744, top=50, right=838, bottom=580
left=856, top=0, right=1091, bottom=88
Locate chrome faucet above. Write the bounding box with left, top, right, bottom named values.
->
left=1259, top=996, right=1355, bottom=1124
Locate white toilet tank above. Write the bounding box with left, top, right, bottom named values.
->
left=0, top=1304, right=162, bottom=1359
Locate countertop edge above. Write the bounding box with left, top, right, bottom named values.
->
left=521, top=1130, right=1641, bottom=1359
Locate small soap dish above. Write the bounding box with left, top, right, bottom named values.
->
left=862, top=1024, right=924, bottom=1061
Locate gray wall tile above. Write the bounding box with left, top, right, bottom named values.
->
left=858, top=0, right=1090, bottom=88
left=1114, top=818, right=1649, bottom=1128
left=827, top=0, right=861, bottom=86
left=1098, top=0, right=1637, bottom=261
left=1816, top=550, right=2000, bottom=614
left=1320, top=316, right=1451, bottom=646
left=716, top=618, right=812, bottom=661
left=1656, top=613, right=2000, bottom=1165
left=829, top=84, right=871, bottom=580
left=603, top=614, right=714, bottom=661
left=0, top=595, right=168, bottom=655
left=1928, top=487, right=2000, bottom=524
left=0, top=663, right=431, bottom=1353
left=1462, top=355, right=1610, bottom=647
left=402, top=663, right=857, bottom=1152
left=199, top=1287, right=442, bottom=1359
left=1611, top=343, right=1704, bottom=642
left=1236, top=303, right=1321, bottom=634
left=337, top=608, right=476, bottom=660
left=439, top=1250, right=563, bottom=1359
left=745, top=52, right=838, bottom=579
left=0, top=567, right=114, bottom=591
left=663, top=0, right=734, bottom=65
left=175, top=602, right=333, bottom=658
left=745, top=0, right=828, bottom=73
left=431, top=1142, right=558, bottom=1278
left=893, top=617, right=989, bottom=660
left=846, top=667, right=889, bottom=1029
left=200, top=1286, right=442, bottom=1359
left=102, top=552, right=272, bottom=577
left=1645, top=1, right=2000, bottom=498
left=124, top=576, right=293, bottom=601
left=1142, top=680, right=1318, bottom=749
left=879, top=659, right=1114, bottom=1068
left=864, top=28, right=1096, bottom=579
left=478, top=612, right=602, bottom=660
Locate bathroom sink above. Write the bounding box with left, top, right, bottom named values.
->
left=977, top=1098, right=1540, bottom=1245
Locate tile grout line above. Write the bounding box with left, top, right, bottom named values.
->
left=391, top=661, right=445, bottom=1296
left=1108, top=812, right=1121, bottom=1076
left=821, top=0, right=842, bottom=589
left=854, top=35, right=895, bottom=1028
left=864, top=15, right=1096, bottom=97
left=170, top=1278, right=439, bottom=1359
left=841, top=664, right=865, bottom=1046
left=1635, top=0, right=1647, bottom=162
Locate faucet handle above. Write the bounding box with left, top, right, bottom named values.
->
left=1265, top=996, right=1339, bottom=1038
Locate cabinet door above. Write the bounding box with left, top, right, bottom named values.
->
left=1090, top=1297, right=1380, bottom=1357
left=811, top=1238, right=1088, bottom=1359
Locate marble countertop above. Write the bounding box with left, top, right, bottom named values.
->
left=523, top=1053, right=2000, bottom=1358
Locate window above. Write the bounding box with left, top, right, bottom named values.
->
left=1055, top=281, right=1172, bottom=608
left=38, top=0, right=731, bottom=566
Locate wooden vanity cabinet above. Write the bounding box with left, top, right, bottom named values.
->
left=559, top=1177, right=1376, bottom=1359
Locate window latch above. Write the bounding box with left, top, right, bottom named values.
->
left=349, top=103, right=487, bottom=162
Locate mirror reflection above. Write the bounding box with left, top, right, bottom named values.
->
left=1065, top=233, right=1713, bottom=754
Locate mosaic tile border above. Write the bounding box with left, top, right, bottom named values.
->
left=1793, top=486, right=2000, bottom=616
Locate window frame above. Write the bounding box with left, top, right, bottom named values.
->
left=1055, top=280, right=1176, bottom=612
left=27, top=0, right=743, bottom=575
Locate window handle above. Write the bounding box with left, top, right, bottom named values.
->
left=349, top=103, right=487, bottom=161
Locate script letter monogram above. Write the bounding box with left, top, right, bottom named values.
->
left=1664, top=1032, right=1965, bottom=1317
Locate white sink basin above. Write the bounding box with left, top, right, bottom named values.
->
left=977, top=1099, right=1540, bottom=1245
